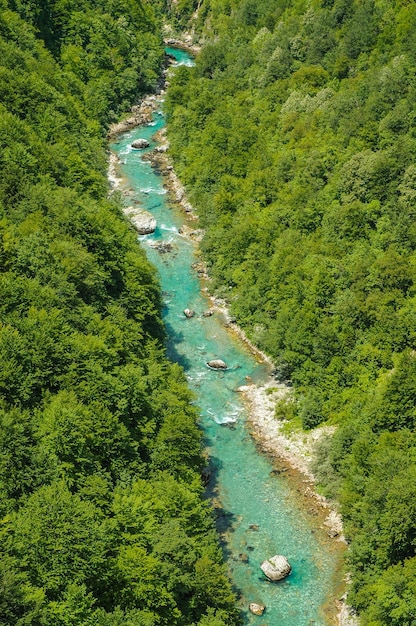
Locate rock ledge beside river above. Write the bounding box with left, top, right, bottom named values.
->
left=108, top=94, right=162, bottom=139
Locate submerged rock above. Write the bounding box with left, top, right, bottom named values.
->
left=249, top=603, right=265, bottom=616
left=150, top=241, right=173, bottom=253
left=131, top=138, right=150, bottom=149
left=207, top=359, right=228, bottom=370
left=219, top=420, right=236, bottom=429
left=260, top=555, right=292, bottom=581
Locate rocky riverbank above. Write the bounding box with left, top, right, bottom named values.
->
left=164, top=36, right=201, bottom=55
left=243, top=384, right=360, bottom=626
left=142, top=128, right=197, bottom=216
left=107, top=94, right=163, bottom=140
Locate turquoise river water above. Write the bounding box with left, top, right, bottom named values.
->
left=110, top=47, right=341, bottom=626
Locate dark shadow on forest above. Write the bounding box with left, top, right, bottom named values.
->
left=163, top=319, right=191, bottom=370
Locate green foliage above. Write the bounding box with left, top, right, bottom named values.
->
left=3, top=481, right=111, bottom=598
left=359, top=558, right=416, bottom=626
left=165, top=0, right=416, bottom=622
left=152, top=0, right=200, bottom=31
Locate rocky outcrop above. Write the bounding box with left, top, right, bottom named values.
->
left=154, top=144, right=169, bottom=153
left=178, top=225, right=204, bottom=240
left=260, top=555, right=292, bottom=581
left=249, top=603, right=265, bottom=616
left=107, top=95, right=160, bottom=139
left=207, top=359, right=228, bottom=370
left=184, top=308, right=195, bottom=318
left=164, top=37, right=201, bottom=55
left=131, top=138, right=150, bottom=149
left=124, top=207, right=156, bottom=234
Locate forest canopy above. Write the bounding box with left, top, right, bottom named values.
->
left=0, top=1, right=239, bottom=624
left=165, top=0, right=416, bottom=624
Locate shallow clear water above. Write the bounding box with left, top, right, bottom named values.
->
left=110, top=48, right=340, bottom=625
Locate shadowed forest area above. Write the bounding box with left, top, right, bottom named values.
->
left=165, top=1, right=416, bottom=624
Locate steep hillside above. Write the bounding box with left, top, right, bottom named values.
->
left=165, top=1, right=416, bottom=623
left=0, top=2, right=239, bottom=624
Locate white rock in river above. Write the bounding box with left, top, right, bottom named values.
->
left=249, top=603, right=265, bottom=616
left=207, top=359, right=227, bottom=370
left=124, top=207, right=156, bottom=234
left=131, top=138, right=150, bottom=149
left=183, top=308, right=195, bottom=318
left=260, top=555, right=292, bottom=581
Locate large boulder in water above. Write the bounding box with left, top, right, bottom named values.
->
left=207, top=359, right=227, bottom=370
left=131, top=138, right=150, bottom=149
left=124, top=207, right=156, bottom=234
left=260, top=555, right=292, bottom=581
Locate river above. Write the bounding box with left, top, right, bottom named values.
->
left=109, top=46, right=342, bottom=626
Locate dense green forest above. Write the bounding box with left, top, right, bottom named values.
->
left=0, top=1, right=239, bottom=624
left=165, top=0, right=416, bottom=624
